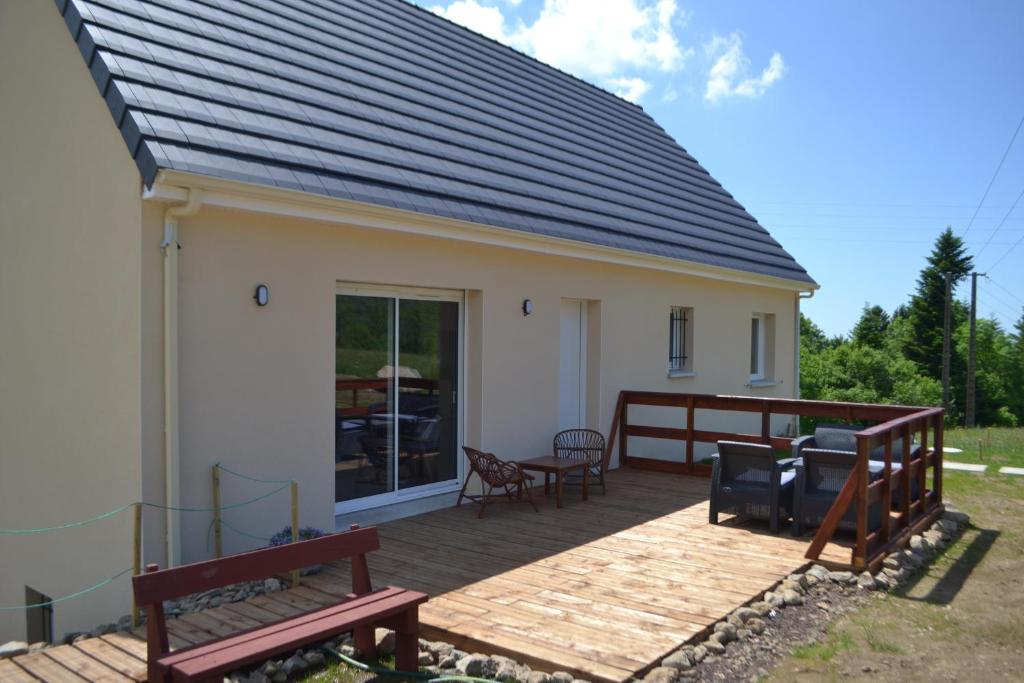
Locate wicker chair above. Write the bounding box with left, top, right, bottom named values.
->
left=709, top=441, right=797, bottom=533
left=791, top=448, right=882, bottom=537
left=553, top=429, right=607, bottom=494
left=791, top=423, right=920, bottom=504
left=457, top=447, right=538, bottom=518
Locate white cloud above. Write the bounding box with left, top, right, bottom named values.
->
left=431, top=1, right=512, bottom=43
left=604, top=77, right=651, bottom=103
left=704, top=33, right=785, bottom=103
left=430, top=0, right=693, bottom=103
left=661, top=87, right=679, bottom=103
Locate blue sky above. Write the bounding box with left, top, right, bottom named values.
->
left=416, top=0, right=1024, bottom=336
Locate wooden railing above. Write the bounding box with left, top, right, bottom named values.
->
left=603, top=391, right=945, bottom=570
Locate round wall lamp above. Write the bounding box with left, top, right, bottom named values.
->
left=522, top=299, right=533, bottom=316
left=254, top=284, right=269, bottom=307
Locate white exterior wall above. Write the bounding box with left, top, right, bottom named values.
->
left=138, top=202, right=801, bottom=564
left=0, top=1, right=142, bottom=642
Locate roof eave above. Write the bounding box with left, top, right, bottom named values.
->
left=145, top=169, right=818, bottom=292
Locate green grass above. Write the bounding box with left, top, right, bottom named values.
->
left=791, top=632, right=854, bottom=662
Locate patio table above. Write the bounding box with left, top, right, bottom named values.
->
left=518, top=456, right=589, bottom=509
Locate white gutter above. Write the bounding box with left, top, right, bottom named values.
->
left=159, top=189, right=202, bottom=567
left=793, top=289, right=815, bottom=434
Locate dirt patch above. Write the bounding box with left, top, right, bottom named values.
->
left=692, top=582, right=869, bottom=682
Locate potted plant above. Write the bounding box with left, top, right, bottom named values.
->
left=269, top=526, right=327, bottom=575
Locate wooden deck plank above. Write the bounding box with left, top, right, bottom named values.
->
left=11, top=652, right=88, bottom=682
left=71, top=638, right=146, bottom=682
left=0, top=658, right=39, bottom=683
left=42, top=646, right=134, bottom=683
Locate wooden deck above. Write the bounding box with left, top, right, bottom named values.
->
left=6, top=469, right=850, bottom=683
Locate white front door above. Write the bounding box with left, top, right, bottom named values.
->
left=559, top=299, right=587, bottom=430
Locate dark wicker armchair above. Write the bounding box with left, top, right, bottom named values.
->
left=553, top=429, right=607, bottom=494
left=791, top=449, right=882, bottom=537
left=457, top=447, right=538, bottom=518
left=709, top=441, right=796, bottom=533
left=791, top=423, right=920, bottom=504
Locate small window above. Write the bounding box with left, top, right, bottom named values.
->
left=669, top=306, right=694, bottom=374
left=750, top=313, right=775, bottom=382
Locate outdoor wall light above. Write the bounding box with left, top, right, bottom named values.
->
left=254, top=284, right=269, bottom=307
left=522, top=299, right=533, bottom=316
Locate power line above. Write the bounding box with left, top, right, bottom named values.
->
left=985, top=230, right=1024, bottom=272
left=985, top=275, right=1024, bottom=306
left=962, top=112, right=1024, bottom=238
left=974, top=184, right=1024, bottom=261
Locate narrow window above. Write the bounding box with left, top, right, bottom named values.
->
left=669, top=307, right=693, bottom=374
left=750, top=315, right=763, bottom=379
left=25, top=586, right=53, bottom=644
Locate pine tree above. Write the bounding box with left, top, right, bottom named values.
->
left=905, top=227, right=973, bottom=380
left=851, top=304, right=890, bottom=349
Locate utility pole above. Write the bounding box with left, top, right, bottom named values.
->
left=966, top=272, right=984, bottom=428
left=942, top=272, right=952, bottom=414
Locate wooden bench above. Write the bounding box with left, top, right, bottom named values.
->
left=133, top=525, right=427, bottom=682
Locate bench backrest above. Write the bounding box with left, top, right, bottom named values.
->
left=134, top=525, right=379, bottom=607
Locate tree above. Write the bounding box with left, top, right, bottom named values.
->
left=905, top=227, right=973, bottom=380
left=851, top=304, right=890, bottom=349
left=800, top=313, right=830, bottom=353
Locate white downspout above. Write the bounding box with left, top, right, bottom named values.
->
left=795, top=289, right=815, bottom=434
left=160, top=189, right=202, bottom=567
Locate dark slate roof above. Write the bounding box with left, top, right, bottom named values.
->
left=56, top=0, right=814, bottom=284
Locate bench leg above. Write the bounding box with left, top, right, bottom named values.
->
left=393, top=608, right=420, bottom=673
left=354, top=625, right=376, bottom=662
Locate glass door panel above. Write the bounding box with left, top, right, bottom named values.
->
left=397, top=299, right=459, bottom=490
left=335, top=295, right=395, bottom=503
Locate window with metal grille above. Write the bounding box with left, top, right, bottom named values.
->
left=669, top=306, right=693, bottom=373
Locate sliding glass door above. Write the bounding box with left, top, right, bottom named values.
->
left=334, top=286, right=461, bottom=513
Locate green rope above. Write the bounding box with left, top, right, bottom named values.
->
left=216, top=462, right=294, bottom=485
left=0, top=504, right=134, bottom=536
left=0, top=568, right=133, bottom=611
left=142, top=481, right=291, bottom=512
left=219, top=518, right=273, bottom=542
left=322, top=647, right=499, bottom=683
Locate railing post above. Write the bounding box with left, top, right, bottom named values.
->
left=619, top=395, right=629, bottom=467
left=934, top=413, right=944, bottom=504
left=854, top=435, right=869, bottom=569
left=918, top=420, right=929, bottom=513
left=760, top=402, right=771, bottom=445
left=212, top=464, right=223, bottom=559
left=131, top=502, right=142, bottom=628
left=685, top=396, right=695, bottom=473
left=901, top=423, right=912, bottom=526
left=290, top=480, right=300, bottom=587
left=880, top=432, right=892, bottom=544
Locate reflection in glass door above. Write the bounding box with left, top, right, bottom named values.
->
left=335, top=288, right=460, bottom=511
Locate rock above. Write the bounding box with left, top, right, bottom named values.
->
left=242, top=672, right=270, bottom=683
left=935, top=518, right=959, bottom=536
left=281, top=655, right=309, bottom=677
left=261, top=661, right=279, bottom=676
left=924, top=530, right=946, bottom=549
left=827, top=571, right=856, bottom=584
left=0, top=642, right=29, bottom=659
left=263, top=578, right=282, bottom=594
left=527, top=673, right=554, bottom=683
left=747, top=618, right=766, bottom=635
left=909, top=534, right=933, bottom=555
left=494, top=661, right=521, bottom=682
left=271, top=672, right=287, bottom=683
left=374, top=628, right=396, bottom=656
left=438, top=654, right=458, bottom=669
left=27, top=642, right=47, bottom=653
left=857, top=572, right=877, bottom=590
left=691, top=645, right=708, bottom=662
left=702, top=638, right=726, bottom=655
left=552, top=672, right=575, bottom=683
left=733, top=607, right=760, bottom=623
left=418, top=650, right=435, bottom=666
left=763, top=591, right=785, bottom=608
left=882, top=553, right=902, bottom=570
left=786, top=574, right=809, bottom=590
left=337, top=643, right=357, bottom=658
left=457, top=654, right=498, bottom=679
left=942, top=507, right=970, bottom=528
left=736, top=628, right=751, bottom=640
left=712, top=623, right=737, bottom=644
left=806, top=564, right=830, bottom=582
left=781, top=579, right=806, bottom=595
left=661, top=650, right=693, bottom=670
left=426, top=641, right=454, bottom=659
left=882, top=567, right=905, bottom=584
left=303, top=650, right=326, bottom=667
left=643, top=666, right=678, bottom=683
left=899, top=549, right=922, bottom=568
left=782, top=589, right=804, bottom=606
left=749, top=601, right=772, bottom=616
left=874, top=573, right=892, bottom=591
left=726, top=613, right=745, bottom=628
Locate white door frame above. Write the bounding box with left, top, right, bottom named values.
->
left=559, top=298, right=588, bottom=430
left=334, top=282, right=466, bottom=516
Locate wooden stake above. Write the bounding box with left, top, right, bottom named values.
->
left=132, top=502, right=142, bottom=627
left=212, top=464, right=223, bottom=559
left=290, top=481, right=300, bottom=587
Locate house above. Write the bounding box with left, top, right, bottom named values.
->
left=0, top=0, right=816, bottom=643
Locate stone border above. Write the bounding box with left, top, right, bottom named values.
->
left=643, top=504, right=971, bottom=682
